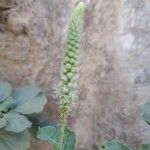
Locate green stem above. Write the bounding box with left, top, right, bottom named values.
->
left=59, top=108, right=68, bottom=150
left=59, top=122, right=65, bottom=150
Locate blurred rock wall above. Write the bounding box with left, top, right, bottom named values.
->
left=0, top=0, right=150, bottom=150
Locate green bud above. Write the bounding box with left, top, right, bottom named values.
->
left=66, top=72, right=74, bottom=80
left=67, top=51, right=75, bottom=58
left=68, top=34, right=75, bottom=40
left=71, top=67, right=76, bottom=74
left=68, top=40, right=76, bottom=47
left=67, top=45, right=73, bottom=51
left=61, top=85, right=69, bottom=94
left=67, top=82, right=73, bottom=89
left=65, top=63, right=72, bottom=70
left=69, top=58, right=76, bottom=64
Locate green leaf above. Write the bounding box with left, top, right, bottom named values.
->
left=27, top=113, right=54, bottom=138
left=4, top=112, right=31, bottom=133
left=0, top=97, right=16, bottom=113
left=0, top=130, right=30, bottom=150
left=100, top=140, right=130, bottom=150
left=0, top=118, right=6, bottom=128
left=143, top=101, right=150, bottom=124
left=12, top=85, right=47, bottom=114
left=37, top=126, right=60, bottom=146
left=37, top=125, right=76, bottom=150
left=63, top=127, right=76, bottom=150
left=0, top=82, right=12, bottom=102
left=142, top=143, right=150, bottom=150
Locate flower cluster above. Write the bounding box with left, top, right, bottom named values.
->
left=58, top=2, right=85, bottom=114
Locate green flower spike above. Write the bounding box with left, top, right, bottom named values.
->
left=59, top=1, right=85, bottom=117
left=58, top=1, right=85, bottom=150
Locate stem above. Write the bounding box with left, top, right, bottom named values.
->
left=59, top=122, right=65, bottom=150
left=59, top=108, right=68, bottom=150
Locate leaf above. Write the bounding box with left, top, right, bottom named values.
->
left=27, top=113, right=54, bottom=138
left=37, top=126, right=60, bottom=146
left=4, top=112, right=32, bottom=133
left=27, top=113, right=54, bottom=126
left=63, top=127, right=76, bottom=150
left=12, top=85, right=47, bottom=114
left=142, top=143, right=150, bottom=150
left=0, top=118, right=6, bottom=129
left=100, top=140, right=130, bottom=150
left=143, top=101, right=150, bottom=124
left=37, top=125, right=76, bottom=150
left=0, top=82, right=12, bottom=102
left=0, top=130, right=30, bottom=150
left=0, top=97, right=16, bottom=113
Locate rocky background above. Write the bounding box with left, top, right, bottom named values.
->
left=0, top=0, right=150, bottom=150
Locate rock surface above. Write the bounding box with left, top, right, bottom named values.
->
left=0, top=0, right=150, bottom=150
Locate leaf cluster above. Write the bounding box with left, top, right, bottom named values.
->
left=0, top=82, right=47, bottom=150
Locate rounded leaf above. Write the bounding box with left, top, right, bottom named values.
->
left=142, top=143, right=150, bottom=150
left=0, top=130, right=30, bottom=150
left=0, top=118, right=6, bottom=129
left=143, top=101, right=150, bottom=124
left=0, top=82, right=12, bottom=102
left=12, top=85, right=47, bottom=114
left=4, top=112, right=32, bottom=133
left=100, top=140, right=130, bottom=150
left=37, top=126, right=60, bottom=146
left=0, top=97, right=16, bottom=113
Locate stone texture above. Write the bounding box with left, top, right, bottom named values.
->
left=0, top=0, right=150, bottom=150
